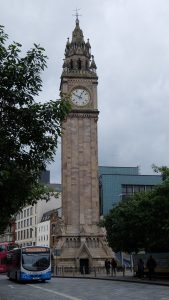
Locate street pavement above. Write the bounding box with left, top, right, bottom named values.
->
left=53, top=269, right=169, bottom=287
left=1, top=273, right=169, bottom=300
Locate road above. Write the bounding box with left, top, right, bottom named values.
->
left=0, top=274, right=169, bottom=300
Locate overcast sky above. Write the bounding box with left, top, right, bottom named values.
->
left=1, top=0, right=169, bottom=182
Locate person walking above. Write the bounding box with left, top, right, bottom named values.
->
left=146, top=255, right=157, bottom=280
left=111, top=257, right=117, bottom=276
left=105, top=259, right=111, bottom=275
left=137, top=258, right=144, bottom=279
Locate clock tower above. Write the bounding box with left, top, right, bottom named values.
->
left=54, top=15, right=113, bottom=271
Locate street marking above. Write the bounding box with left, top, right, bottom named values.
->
left=8, top=285, right=14, bottom=289
left=28, top=284, right=82, bottom=300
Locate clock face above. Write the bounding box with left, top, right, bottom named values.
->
left=71, top=88, right=90, bottom=106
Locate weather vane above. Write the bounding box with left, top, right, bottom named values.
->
left=72, top=8, right=82, bottom=20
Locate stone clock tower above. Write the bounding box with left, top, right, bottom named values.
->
left=54, top=16, right=113, bottom=271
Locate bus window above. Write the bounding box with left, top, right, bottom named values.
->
left=7, top=244, right=18, bottom=251
left=0, top=245, right=6, bottom=252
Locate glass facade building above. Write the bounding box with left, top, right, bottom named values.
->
left=99, top=166, right=162, bottom=215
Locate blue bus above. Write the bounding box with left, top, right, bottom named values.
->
left=7, top=246, right=51, bottom=282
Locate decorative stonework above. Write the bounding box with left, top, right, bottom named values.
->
left=53, top=16, right=113, bottom=272
left=69, top=111, right=99, bottom=119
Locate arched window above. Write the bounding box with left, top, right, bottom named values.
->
left=85, top=60, right=88, bottom=70
left=77, top=58, right=81, bottom=70
left=70, top=59, right=73, bottom=69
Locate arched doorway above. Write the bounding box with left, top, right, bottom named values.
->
left=80, top=258, right=89, bottom=274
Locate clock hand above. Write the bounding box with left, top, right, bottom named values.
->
left=73, top=92, right=80, bottom=99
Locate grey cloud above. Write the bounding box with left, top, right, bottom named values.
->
left=1, top=0, right=169, bottom=182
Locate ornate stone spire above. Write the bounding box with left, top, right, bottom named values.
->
left=62, top=16, right=97, bottom=76
left=71, top=16, right=84, bottom=45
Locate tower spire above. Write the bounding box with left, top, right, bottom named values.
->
left=62, top=11, right=97, bottom=77
left=72, top=8, right=81, bottom=25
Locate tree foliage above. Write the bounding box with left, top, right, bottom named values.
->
left=100, top=167, right=169, bottom=253
left=0, top=25, right=71, bottom=233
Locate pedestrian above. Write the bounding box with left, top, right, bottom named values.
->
left=111, top=257, right=117, bottom=276
left=146, top=255, right=157, bottom=280
left=137, top=258, right=144, bottom=279
left=105, top=259, right=111, bottom=275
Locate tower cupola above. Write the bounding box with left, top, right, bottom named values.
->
left=62, top=16, right=97, bottom=76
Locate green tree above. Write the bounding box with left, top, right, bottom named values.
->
left=152, top=164, right=169, bottom=181
left=0, top=25, right=71, bottom=233
left=100, top=167, right=169, bottom=253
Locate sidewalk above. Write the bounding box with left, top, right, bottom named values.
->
left=53, top=271, right=169, bottom=287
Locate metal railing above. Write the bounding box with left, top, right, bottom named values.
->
left=52, top=266, right=133, bottom=278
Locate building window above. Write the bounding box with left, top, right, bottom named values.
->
left=145, top=185, right=154, bottom=192
left=134, top=185, right=144, bottom=193
left=52, top=224, right=55, bottom=234
left=70, top=59, right=73, bottom=69
left=30, top=207, right=33, bottom=215
left=122, top=184, right=156, bottom=200
left=77, top=58, right=81, bottom=70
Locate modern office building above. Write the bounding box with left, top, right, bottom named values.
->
left=99, top=166, right=162, bottom=215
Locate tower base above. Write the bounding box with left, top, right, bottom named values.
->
left=51, top=214, right=114, bottom=272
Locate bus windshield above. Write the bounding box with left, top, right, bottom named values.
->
left=22, top=252, right=50, bottom=271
